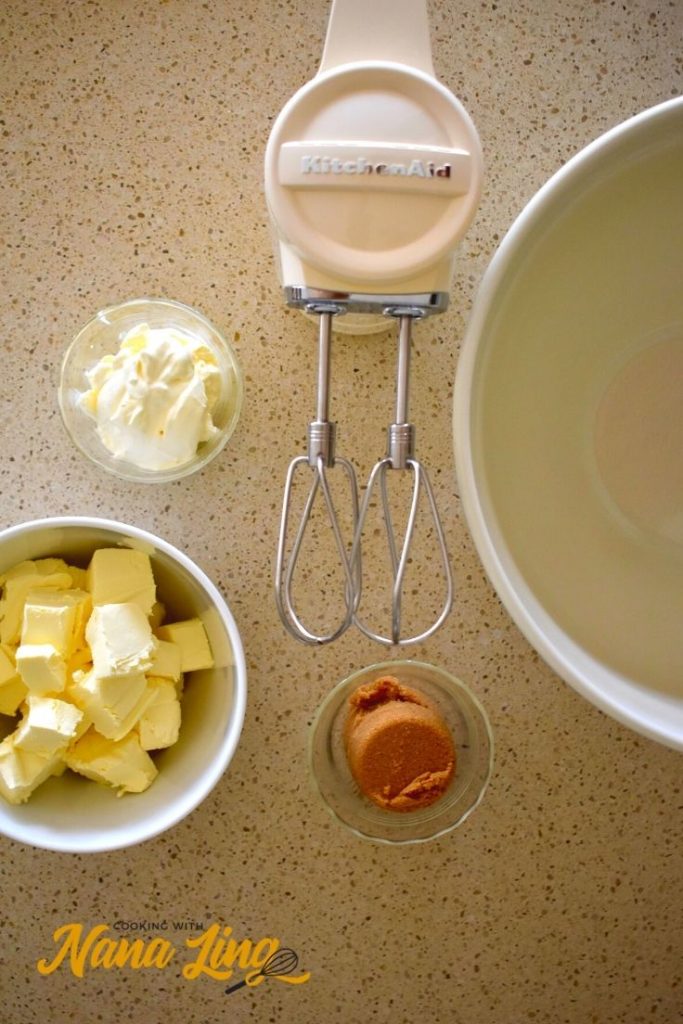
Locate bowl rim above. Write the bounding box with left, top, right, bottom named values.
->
left=308, top=659, right=494, bottom=845
left=453, top=96, right=683, bottom=752
left=58, top=296, right=244, bottom=484
left=0, top=515, right=248, bottom=852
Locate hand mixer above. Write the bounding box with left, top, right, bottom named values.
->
left=265, top=0, right=483, bottom=646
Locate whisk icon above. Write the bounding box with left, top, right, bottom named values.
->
left=224, top=947, right=301, bottom=995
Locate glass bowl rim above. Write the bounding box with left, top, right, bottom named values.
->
left=58, top=296, right=243, bottom=484
left=308, top=659, right=495, bottom=845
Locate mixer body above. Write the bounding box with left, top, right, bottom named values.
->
left=265, top=0, right=483, bottom=645
left=264, top=57, right=482, bottom=318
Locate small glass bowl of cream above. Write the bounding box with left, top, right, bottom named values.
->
left=59, top=298, right=243, bottom=483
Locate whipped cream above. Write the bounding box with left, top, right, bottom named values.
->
left=79, top=324, right=222, bottom=470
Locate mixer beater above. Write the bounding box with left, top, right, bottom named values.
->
left=275, top=303, right=453, bottom=646
left=274, top=303, right=360, bottom=645
left=351, top=310, right=453, bottom=645
left=265, top=0, right=483, bottom=645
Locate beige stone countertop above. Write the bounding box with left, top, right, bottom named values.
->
left=1, top=1, right=682, bottom=1021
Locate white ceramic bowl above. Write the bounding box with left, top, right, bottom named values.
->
left=455, top=97, right=683, bottom=751
left=0, top=518, right=247, bottom=852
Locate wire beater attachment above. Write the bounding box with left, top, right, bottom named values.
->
left=350, top=312, right=453, bottom=645
left=274, top=308, right=361, bottom=645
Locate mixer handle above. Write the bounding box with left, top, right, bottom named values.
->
left=320, top=0, right=434, bottom=76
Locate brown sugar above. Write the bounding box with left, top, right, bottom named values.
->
left=344, top=675, right=455, bottom=812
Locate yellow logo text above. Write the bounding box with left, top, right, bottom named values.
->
left=36, top=922, right=311, bottom=989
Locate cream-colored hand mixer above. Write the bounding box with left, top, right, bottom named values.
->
left=265, top=0, right=482, bottom=646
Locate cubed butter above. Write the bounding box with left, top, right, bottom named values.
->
left=0, top=564, right=73, bottom=646
left=156, top=618, right=213, bottom=672
left=0, top=735, right=61, bottom=805
left=15, top=643, right=66, bottom=694
left=67, top=646, right=93, bottom=679
left=68, top=668, right=155, bottom=741
left=0, top=547, right=193, bottom=805
left=33, top=558, right=72, bottom=577
left=87, top=549, right=156, bottom=617
left=65, top=588, right=92, bottom=650
left=138, top=678, right=181, bottom=750
left=0, top=676, right=28, bottom=716
left=0, top=644, right=27, bottom=716
left=0, top=644, right=16, bottom=683
left=86, top=603, right=157, bottom=677
left=57, top=684, right=93, bottom=740
left=21, top=588, right=91, bottom=657
left=66, top=729, right=158, bottom=795
left=14, top=696, right=83, bottom=757
left=147, top=639, right=182, bottom=683
left=61, top=702, right=92, bottom=742
left=0, top=557, right=70, bottom=585
left=148, top=601, right=166, bottom=630
left=66, top=565, right=88, bottom=590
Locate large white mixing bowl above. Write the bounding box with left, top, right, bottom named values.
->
left=455, top=97, right=683, bottom=750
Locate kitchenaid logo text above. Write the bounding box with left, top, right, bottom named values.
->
left=300, top=154, right=452, bottom=178
left=35, top=921, right=311, bottom=994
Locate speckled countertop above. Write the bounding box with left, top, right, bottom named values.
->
left=1, top=1, right=682, bottom=1022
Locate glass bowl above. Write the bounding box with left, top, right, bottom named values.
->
left=59, top=297, right=243, bottom=483
left=309, top=660, right=494, bottom=845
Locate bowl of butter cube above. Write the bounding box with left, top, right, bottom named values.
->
left=0, top=517, right=246, bottom=852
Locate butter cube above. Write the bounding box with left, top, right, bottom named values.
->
left=0, top=676, right=29, bottom=716
left=21, top=589, right=91, bottom=657
left=15, top=643, right=66, bottom=694
left=156, top=618, right=213, bottom=672
left=33, top=558, right=71, bottom=576
left=66, top=729, right=158, bottom=795
left=66, top=565, right=88, bottom=590
left=86, top=603, right=157, bottom=678
left=68, top=668, right=155, bottom=741
left=0, top=557, right=70, bottom=585
left=67, top=646, right=93, bottom=679
left=0, top=645, right=28, bottom=715
left=87, top=549, right=156, bottom=617
left=58, top=685, right=93, bottom=741
left=147, top=639, right=182, bottom=683
left=138, top=678, right=181, bottom=750
left=148, top=601, right=166, bottom=630
left=0, top=644, right=17, bottom=684
left=0, top=564, right=73, bottom=646
left=0, top=736, right=60, bottom=805
left=14, top=696, right=83, bottom=757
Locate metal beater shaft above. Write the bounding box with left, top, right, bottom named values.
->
left=274, top=307, right=360, bottom=645
left=351, top=311, right=453, bottom=645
